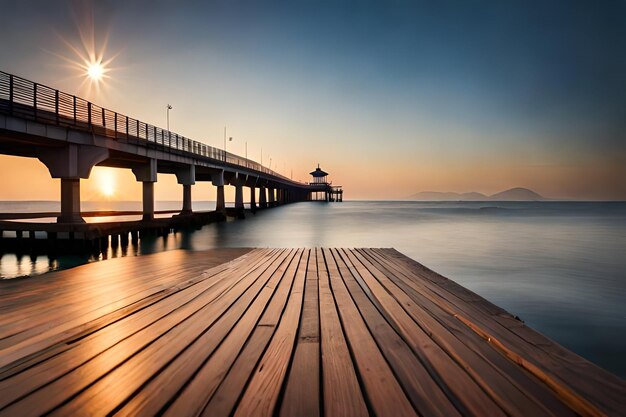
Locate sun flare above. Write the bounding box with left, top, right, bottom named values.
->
left=49, top=7, right=118, bottom=98
left=93, top=168, right=116, bottom=198
left=87, top=62, right=104, bottom=81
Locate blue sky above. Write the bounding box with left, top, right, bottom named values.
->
left=1, top=0, right=624, bottom=199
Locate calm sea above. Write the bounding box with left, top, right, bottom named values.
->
left=1, top=200, right=625, bottom=378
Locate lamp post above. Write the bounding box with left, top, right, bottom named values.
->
left=223, top=126, right=232, bottom=161
left=166, top=104, right=172, bottom=131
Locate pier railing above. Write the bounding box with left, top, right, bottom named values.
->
left=0, top=71, right=298, bottom=184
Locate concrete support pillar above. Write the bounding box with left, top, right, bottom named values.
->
left=268, top=188, right=275, bottom=206
left=38, top=144, right=109, bottom=224
left=235, top=184, right=244, bottom=212
left=58, top=178, right=84, bottom=223
left=132, top=159, right=158, bottom=221
left=227, top=173, right=246, bottom=219
left=181, top=184, right=193, bottom=215
left=142, top=182, right=155, bottom=221
left=209, top=170, right=226, bottom=215
left=250, top=187, right=257, bottom=213
left=216, top=185, right=225, bottom=214
left=175, top=165, right=195, bottom=216
left=259, top=187, right=267, bottom=208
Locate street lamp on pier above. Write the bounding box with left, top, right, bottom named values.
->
left=166, top=104, right=172, bottom=131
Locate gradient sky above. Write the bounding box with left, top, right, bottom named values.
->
left=1, top=0, right=625, bottom=201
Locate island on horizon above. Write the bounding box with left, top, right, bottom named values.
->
left=408, top=187, right=546, bottom=202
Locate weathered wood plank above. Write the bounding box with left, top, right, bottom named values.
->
left=322, top=248, right=419, bottom=417
left=0, top=249, right=286, bottom=416
left=0, top=249, right=268, bottom=382
left=358, top=248, right=577, bottom=417
left=315, top=248, right=369, bottom=417
left=186, top=249, right=305, bottom=417
left=233, top=249, right=309, bottom=417
left=372, top=248, right=626, bottom=417
left=115, top=249, right=300, bottom=416
left=331, top=249, right=464, bottom=417
left=0, top=248, right=274, bottom=410
left=279, top=248, right=320, bottom=417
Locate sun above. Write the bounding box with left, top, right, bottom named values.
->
left=92, top=167, right=116, bottom=198
left=87, top=62, right=104, bottom=81
left=101, top=177, right=115, bottom=197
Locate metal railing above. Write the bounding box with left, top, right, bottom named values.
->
left=0, top=71, right=302, bottom=185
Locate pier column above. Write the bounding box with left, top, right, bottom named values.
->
left=142, top=182, right=155, bottom=220
left=235, top=185, right=244, bottom=212
left=182, top=185, right=193, bottom=215
left=209, top=170, right=226, bottom=215
left=132, top=159, right=157, bottom=221
left=58, top=178, right=84, bottom=223
left=216, top=186, right=225, bottom=213
left=268, top=188, right=275, bottom=207
left=228, top=173, right=247, bottom=219
left=259, top=186, right=267, bottom=208
left=37, top=144, right=109, bottom=224
left=175, top=165, right=195, bottom=216
left=249, top=187, right=257, bottom=213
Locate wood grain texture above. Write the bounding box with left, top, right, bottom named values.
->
left=0, top=247, right=622, bottom=417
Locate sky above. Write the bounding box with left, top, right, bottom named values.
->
left=0, top=0, right=625, bottom=201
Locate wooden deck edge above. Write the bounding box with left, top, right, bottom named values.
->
left=385, top=247, right=626, bottom=417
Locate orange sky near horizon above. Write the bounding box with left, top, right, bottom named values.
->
left=0, top=152, right=623, bottom=202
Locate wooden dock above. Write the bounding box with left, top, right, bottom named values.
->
left=0, top=248, right=624, bottom=416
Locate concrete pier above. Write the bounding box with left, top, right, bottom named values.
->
left=0, top=70, right=343, bottom=252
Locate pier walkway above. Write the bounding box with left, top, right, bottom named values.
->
left=0, top=248, right=624, bottom=416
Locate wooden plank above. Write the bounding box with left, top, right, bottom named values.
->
left=0, top=249, right=241, bottom=318
left=371, top=248, right=625, bottom=417
left=279, top=248, right=320, bottom=417
left=331, top=248, right=463, bottom=417
left=174, top=250, right=305, bottom=417
left=233, top=249, right=309, bottom=417
left=358, top=248, right=577, bottom=417
left=347, top=248, right=569, bottom=417
left=0, top=249, right=275, bottom=410
left=0, top=249, right=287, bottom=416
left=0, top=249, right=267, bottom=379
left=116, top=249, right=301, bottom=416
left=45, top=249, right=293, bottom=417
left=0, top=250, right=252, bottom=365
left=322, top=248, right=419, bottom=417
left=315, top=248, right=369, bottom=417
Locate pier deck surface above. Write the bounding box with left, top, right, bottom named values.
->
left=0, top=248, right=624, bottom=416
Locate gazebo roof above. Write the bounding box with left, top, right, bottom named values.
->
left=310, top=164, right=328, bottom=177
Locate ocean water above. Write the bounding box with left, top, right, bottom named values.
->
left=1, top=200, right=625, bottom=378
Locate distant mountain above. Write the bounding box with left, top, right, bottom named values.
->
left=489, top=187, right=545, bottom=201
left=408, top=187, right=545, bottom=201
